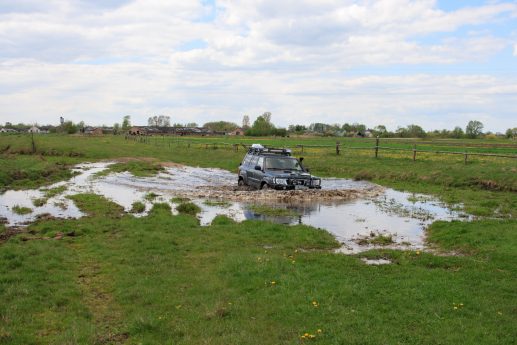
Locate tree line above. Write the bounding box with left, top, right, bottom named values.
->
left=3, top=114, right=516, bottom=140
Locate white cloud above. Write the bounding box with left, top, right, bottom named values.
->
left=0, top=1, right=516, bottom=131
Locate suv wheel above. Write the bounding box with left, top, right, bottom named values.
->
left=261, top=183, right=270, bottom=190
left=238, top=178, right=245, bottom=186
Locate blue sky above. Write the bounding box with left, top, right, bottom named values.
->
left=0, top=0, right=516, bottom=132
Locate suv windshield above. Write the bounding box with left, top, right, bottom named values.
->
left=265, top=157, right=303, bottom=171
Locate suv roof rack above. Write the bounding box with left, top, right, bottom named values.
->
left=248, top=144, right=292, bottom=156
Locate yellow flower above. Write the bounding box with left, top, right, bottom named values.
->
left=416, top=250, right=421, bottom=255
left=453, top=306, right=458, bottom=310
left=317, top=329, right=322, bottom=333
left=271, top=281, right=276, bottom=285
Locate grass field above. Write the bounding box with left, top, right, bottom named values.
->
left=0, top=134, right=516, bottom=344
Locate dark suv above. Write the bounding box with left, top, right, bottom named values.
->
left=238, top=144, right=322, bottom=190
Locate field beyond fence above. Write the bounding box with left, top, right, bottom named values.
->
left=125, top=135, right=517, bottom=164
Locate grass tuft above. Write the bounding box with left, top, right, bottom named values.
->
left=176, top=202, right=201, bottom=215
left=12, top=205, right=32, bottom=215
left=203, top=199, right=231, bottom=208
left=130, top=201, right=145, bottom=214
left=249, top=204, right=298, bottom=217
left=171, top=196, right=190, bottom=203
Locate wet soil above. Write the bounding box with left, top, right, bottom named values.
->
left=0, top=161, right=471, bottom=254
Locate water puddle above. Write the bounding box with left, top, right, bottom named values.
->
left=361, top=258, right=392, bottom=265
left=0, top=162, right=470, bottom=253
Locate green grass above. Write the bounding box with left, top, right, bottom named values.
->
left=0, top=134, right=515, bottom=216
left=144, top=192, right=159, bottom=201
left=42, top=185, right=67, bottom=198
left=0, top=195, right=515, bottom=344
left=176, top=202, right=201, bottom=215
left=32, top=198, right=46, bottom=207
left=203, top=199, right=231, bottom=208
left=130, top=201, right=146, bottom=213
left=96, top=160, right=164, bottom=178
left=249, top=204, right=299, bottom=217
left=0, top=134, right=516, bottom=343
left=171, top=196, right=191, bottom=203
left=11, top=205, right=32, bottom=215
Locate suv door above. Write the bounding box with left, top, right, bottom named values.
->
left=246, top=155, right=260, bottom=187
left=251, top=157, right=265, bottom=188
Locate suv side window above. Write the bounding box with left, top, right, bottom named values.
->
left=250, top=155, right=259, bottom=168
left=243, top=154, right=252, bottom=166
left=257, top=157, right=264, bottom=170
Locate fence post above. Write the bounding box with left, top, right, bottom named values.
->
left=413, top=144, right=416, bottom=161
left=464, top=152, right=468, bottom=164
left=336, top=141, right=341, bottom=155
left=301, top=145, right=304, bottom=153
left=374, top=137, right=379, bottom=158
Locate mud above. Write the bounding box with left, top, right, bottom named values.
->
left=0, top=161, right=471, bottom=254
left=172, top=186, right=384, bottom=203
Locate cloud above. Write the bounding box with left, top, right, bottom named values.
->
left=0, top=1, right=516, bottom=131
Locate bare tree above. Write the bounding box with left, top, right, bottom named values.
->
left=242, top=115, right=250, bottom=128
left=262, top=112, right=272, bottom=123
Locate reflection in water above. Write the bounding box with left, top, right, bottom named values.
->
left=0, top=162, right=470, bottom=253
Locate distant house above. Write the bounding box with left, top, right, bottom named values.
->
left=364, top=130, right=374, bottom=138
left=228, top=128, right=245, bottom=136
left=28, top=126, right=40, bottom=133
left=129, top=126, right=146, bottom=135
left=0, top=128, right=18, bottom=133
left=91, top=128, right=103, bottom=136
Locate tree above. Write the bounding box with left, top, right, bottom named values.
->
left=246, top=115, right=276, bottom=136
left=465, top=120, right=484, bottom=139
left=122, top=116, right=131, bottom=131
left=62, top=121, right=78, bottom=134
left=288, top=124, right=307, bottom=134
left=242, top=115, right=250, bottom=129
left=262, top=112, right=272, bottom=124
left=148, top=115, right=171, bottom=127
left=373, top=125, right=387, bottom=137
left=113, top=123, right=121, bottom=135
left=406, top=124, right=426, bottom=138
left=451, top=126, right=464, bottom=139
left=203, top=121, right=238, bottom=132
left=506, top=127, right=517, bottom=140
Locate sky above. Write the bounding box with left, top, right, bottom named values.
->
left=0, top=0, right=516, bottom=132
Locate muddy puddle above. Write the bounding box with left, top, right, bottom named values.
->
left=0, top=162, right=470, bottom=253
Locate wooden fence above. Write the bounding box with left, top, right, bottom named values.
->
left=125, top=135, right=517, bottom=164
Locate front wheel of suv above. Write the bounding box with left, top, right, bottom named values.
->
left=238, top=178, right=245, bottom=186
left=260, top=183, right=270, bottom=190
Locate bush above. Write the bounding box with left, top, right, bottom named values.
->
left=176, top=202, right=201, bottom=215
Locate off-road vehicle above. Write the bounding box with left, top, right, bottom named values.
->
left=238, top=144, right=322, bottom=190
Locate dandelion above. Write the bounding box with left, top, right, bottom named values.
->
left=416, top=250, right=421, bottom=255
left=317, top=329, right=322, bottom=333
left=312, top=301, right=319, bottom=308
left=271, top=281, right=276, bottom=285
left=291, top=260, right=296, bottom=264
